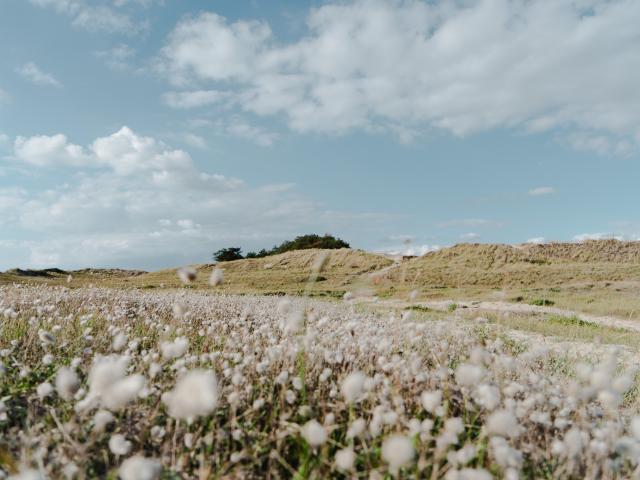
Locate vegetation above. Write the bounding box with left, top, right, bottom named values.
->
left=214, top=234, right=350, bottom=261
left=213, top=247, right=244, bottom=262
left=2, top=285, right=640, bottom=478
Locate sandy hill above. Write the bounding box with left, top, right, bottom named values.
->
left=387, top=240, right=640, bottom=288
left=131, top=248, right=393, bottom=295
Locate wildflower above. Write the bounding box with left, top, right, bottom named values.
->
left=342, top=371, right=366, bottom=403
left=112, top=333, right=128, bottom=352
left=177, top=267, right=197, bottom=283
left=38, top=330, right=55, bottom=345
left=37, top=382, right=53, bottom=399
left=335, top=447, right=355, bottom=471
left=160, top=337, right=189, bottom=360
left=109, top=434, right=132, bottom=455
left=80, top=355, right=145, bottom=411
left=455, top=364, right=485, bottom=387
left=209, top=268, right=224, bottom=286
left=445, top=468, right=492, bottom=480
left=381, top=435, right=414, bottom=475
left=162, top=369, right=218, bottom=422
left=93, top=410, right=115, bottom=432
left=486, top=410, right=520, bottom=438
left=42, top=353, right=53, bottom=365
left=473, top=384, right=501, bottom=411
left=301, top=420, right=327, bottom=447
left=55, top=367, right=80, bottom=400
left=118, top=456, right=162, bottom=480
left=421, top=390, right=442, bottom=413
left=7, top=468, right=44, bottom=480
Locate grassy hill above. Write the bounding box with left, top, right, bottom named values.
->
left=129, top=248, right=393, bottom=296
left=5, top=240, right=640, bottom=318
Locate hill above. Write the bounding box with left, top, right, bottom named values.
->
left=129, top=248, right=393, bottom=296
left=383, top=240, right=640, bottom=288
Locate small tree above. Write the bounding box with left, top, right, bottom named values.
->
left=213, top=247, right=244, bottom=262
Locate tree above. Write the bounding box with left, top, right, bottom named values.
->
left=213, top=247, right=244, bottom=262
left=269, top=234, right=350, bottom=255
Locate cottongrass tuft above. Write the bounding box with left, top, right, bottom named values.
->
left=55, top=367, right=79, bottom=400
left=162, top=369, right=218, bottom=422
left=109, top=433, right=132, bottom=455
left=335, top=447, right=356, bottom=471
left=118, top=456, right=162, bottom=480
left=209, top=268, right=224, bottom=286
left=301, top=419, right=328, bottom=447
left=341, top=371, right=366, bottom=403
left=381, top=434, right=415, bottom=475
left=177, top=267, right=197, bottom=284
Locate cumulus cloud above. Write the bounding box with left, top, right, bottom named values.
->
left=525, top=237, right=546, bottom=244
left=30, top=0, right=145, bottom=34
left=157, top=0, right=640, bottom=148
left=2, top=127, right=389, bottom=269
left=14, top=134, right=89, bottom=166
left=528, top=186, right=555, bottom=196
left=573, top=232, right=625, bottom=242
left=222, top=118, right=278, bottom=146
left=95, top=44, right=136, bottom=71
left=15, top=62, right=62, bottom=87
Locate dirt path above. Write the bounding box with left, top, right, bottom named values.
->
left=356, top=296, right=640, bottom=333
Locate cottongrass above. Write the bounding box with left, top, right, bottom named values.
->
left=1, top=285, right=640, bottom=478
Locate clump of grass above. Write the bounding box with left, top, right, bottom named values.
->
left=529, top=298, right=555, bottom=306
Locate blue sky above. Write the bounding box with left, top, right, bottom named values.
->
left=1, top=0, right=639, bottom=270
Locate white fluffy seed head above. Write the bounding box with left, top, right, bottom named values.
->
left=341, top=371, right=366, bottom=403
left=455, top=364, right=485, bottom=387
left=162, top=369, right=218, bottom=422
left=177, top=267, right=197, bottom=284
left=421, top=390, right=443, bottom=413
left=486, top=410, right=520, bottom=438
left=335, top=447, right=356, bottom=471
left=109, top=433, right=132, bottom=455
left=112, top=333, right=128, bottom=352
left=119, top=456, right=162, bottom=480
left=37, top=382, right=53, bottom=399
left=209, top=268, right=224, bottom=286
left=160, top=337, right=189, bottom=360
left=93, top=410, right=115, bottom=432
left=55, top=367, right=80, bottom=400
left=381, top=435, right=415, bottom=474
left=301, top=419, right=327, bottom=447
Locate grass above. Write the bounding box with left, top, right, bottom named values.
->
left=486, top=313, right=640, bottom=349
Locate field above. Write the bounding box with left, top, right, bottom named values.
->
left=3, top=241, right=640, bottom=478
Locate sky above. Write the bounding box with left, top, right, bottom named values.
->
left=1, top=0, right=639, bottom=270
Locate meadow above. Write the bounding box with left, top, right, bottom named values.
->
left=3, top=241, right=640, bottom=478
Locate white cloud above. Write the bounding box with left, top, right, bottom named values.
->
left=223, top=118, right=277, bottom=147
left=162, top=90, right=228, bottom=109
left=158, top=1, right=640, bottom=147
left=14, top=134, right=89, bottom=166
left=525, top=237, right=546, bottom=244
left=0, top=87, right=8, bottom=103
left=378, top=244, right=441, bottom=257
left=15, top=63, right=62, bottom=88
left=30, top=0, right=144, bottom=34
left=438, top=219, right=503, bottom=229
left=3, top=127, right=389, bottom=269
left=566, top=132, right=634, bottom=156
left=95, top=44, right=136, bottom=70
left=528, top=186, right=555, bottom=196
left=460, top=232, right=480, bottom=240
left=572, top=232, right=626, bottom=242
